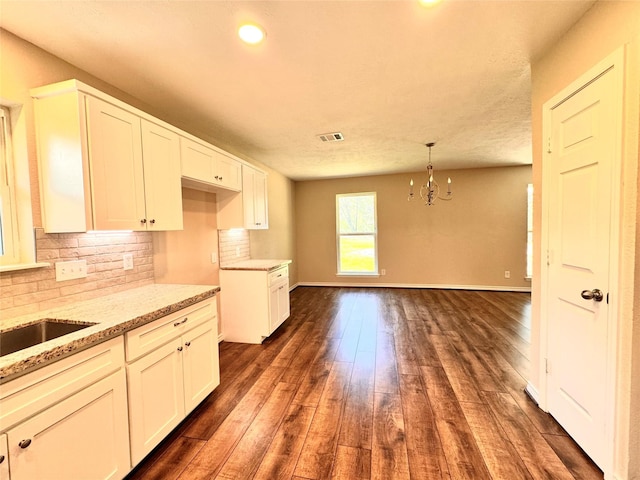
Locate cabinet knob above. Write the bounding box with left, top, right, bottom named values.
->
left=185, top=341, right=191, bottom=347
left=18, top=439, right=32, bottom=449
left=140, top=219, right=147, bottom=224
left=177, top=346, right=183, bottom=352
left=0, top=454, right=5, bottom=464
left=149, top=219, right=156, bottom=225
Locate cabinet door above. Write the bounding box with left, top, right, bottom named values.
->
left=253, top=169, right=268, bottom=229
left=269, top=282, right=281, bottom=335
left=216, top=155, right=242, bottom=191
left=141, top=120, right=183, bottom=230
left=127, top=340, right=185, bottom=466
left=0, top=434, right=8, bottom=480
left=180, top=137, right=214, bottom=183
left=7, top=370, right=130, bottom=480
left=183, top=321, right=220, bottom=413
left=242, top=166, right=268, bottom=229
left=85, top=95, right=146, bottom=230
left=278, top=280, right=291, bottom=325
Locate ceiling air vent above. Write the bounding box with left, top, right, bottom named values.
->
left=317, top=132, right=344, bottom=142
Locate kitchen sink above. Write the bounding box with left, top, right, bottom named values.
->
left=0, top=319, right=95, bottom=357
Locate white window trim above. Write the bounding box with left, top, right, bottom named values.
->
left=0, top=101, right=48, bottom=272
left=525, top=183, right=533, bottom=280
left=336, top=191, right=378, bottom=276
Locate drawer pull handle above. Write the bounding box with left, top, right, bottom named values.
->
left=185, top=342, right=191, bottom=347
left=173, top=317, right=188, bottom=327
left=177, top=346, right=183, bottom=352
left=0, top=454, right=5, bottom=464
left=18, top=439, right=32, bottom=449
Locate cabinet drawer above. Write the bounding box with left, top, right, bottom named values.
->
left=268, top=266, right=289, bottom=286
left=126, top=298, right=216, bottom=362
left=0, top=337, right=125, bottom=431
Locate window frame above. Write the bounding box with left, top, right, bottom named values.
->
left=0, top=105, right=20, bottom=265
left=0, top=101, right=46, bottom=272
left=335, top=191, right=379, bottom=276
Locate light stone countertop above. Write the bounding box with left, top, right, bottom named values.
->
left=220, top=259, right=291, bottom=271
left=0, top=283, right=220, bottom=382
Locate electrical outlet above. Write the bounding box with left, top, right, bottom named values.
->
left=55, top=259, right=88, bottom=281
left=211, top=252, right=218, bottom=264
left=123, top=254, right=134, bottom=271
left=381, top=268, right=386, bottom=276
left=504, top=270, right=511, bottom=279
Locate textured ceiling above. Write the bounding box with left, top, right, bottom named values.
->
left=0, top=0, right=595, bottom=180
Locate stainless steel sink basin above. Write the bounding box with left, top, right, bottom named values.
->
left=0, top=320, right=95, bottom=357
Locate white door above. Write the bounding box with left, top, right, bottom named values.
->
left=183, top=321, right=220, bottom=412
left=140, top=119, right=183, bottom=230
left=127, top=340, right=185, bottom=465
left=7, top=371, right=130, bottom=480
left=85, top=95, right=146, bottom=230
left=545, top=65, right=619, bottom=468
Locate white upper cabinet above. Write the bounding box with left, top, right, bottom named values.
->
left=180, top=137, right=242, bottom=192
left=217, top=164, right=269, bottom=230
left=242, top=164, right=268, bottom=229
left=32, top=80, right=183, bottom=232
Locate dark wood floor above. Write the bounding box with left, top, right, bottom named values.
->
left=127, top=287, right=603, bottom=480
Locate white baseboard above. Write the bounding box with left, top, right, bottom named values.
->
left=294, top=282, right=531, bottom=293
left=525, top=382, right=540, bottom=405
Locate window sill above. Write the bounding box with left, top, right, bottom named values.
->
left=524, top=276, right=532, bottom=281
left=0, top=262, right=51, bottom=273
left=336, top=272, right=380, bottom=278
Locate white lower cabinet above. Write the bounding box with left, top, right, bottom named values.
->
left=126, top=298, right=220, bottom=466
left=221, top=265, right=290, bottom=344
left=0, top=337, right=130, bottom=480
left=0, top=434, right=9, bottom=480
left=6, top=371, right=130, bottom=480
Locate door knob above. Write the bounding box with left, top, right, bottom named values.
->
left=581, top=289, right=604, bottom=302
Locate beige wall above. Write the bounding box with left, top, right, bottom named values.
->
left=0, top=29, right=297, bottom=292
left=530, top=1, right=640, bottom=477
left=296, top=165, right=531, bottom=289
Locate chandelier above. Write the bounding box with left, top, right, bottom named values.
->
left=407, top=142, right=452, bottom=206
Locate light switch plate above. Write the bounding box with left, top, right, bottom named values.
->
left=56, top=259, right=88, bottom=281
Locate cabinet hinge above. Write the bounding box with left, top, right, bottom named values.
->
left=547, top=137, right=552, bottom=154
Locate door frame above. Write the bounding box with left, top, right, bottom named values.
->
left=538, top=47, right=625, bottom=475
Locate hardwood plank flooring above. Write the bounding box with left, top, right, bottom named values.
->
left=126, top=287, right=602, bottom=480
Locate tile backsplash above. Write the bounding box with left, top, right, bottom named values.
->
left=0, top=229, right=154, bottom=320
left=218, top=229, right=250, bottom=266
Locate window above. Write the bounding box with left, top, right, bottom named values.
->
left=526, top=183, right=533, bottom=279
left=336, top=192, right=378, bottom=275
left=0, top=106, right=19, bottom=265
left=0, top=102, right=40, bottom=271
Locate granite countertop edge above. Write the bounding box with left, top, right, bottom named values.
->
left=220, top=259, right=292, bottom=271
left=0, top=284, right=220, bottom=382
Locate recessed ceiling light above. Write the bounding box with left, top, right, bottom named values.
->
left=238, top=24, right=266, bottom=45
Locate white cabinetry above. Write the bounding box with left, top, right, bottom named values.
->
left=126, top=298, right=219, bottom=466
left=220, top=265, right=290, bottom=344
left=32, top=80, right=183, bottom=232
left=217, top=164, right=269, bottom=230
left=242, top=165, right=269, bottom=229
left=0, top=434, right=8, bottom=479
left=180, top=137, right=242, bottom=192
left=0, top=337, right=130, bottom=480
